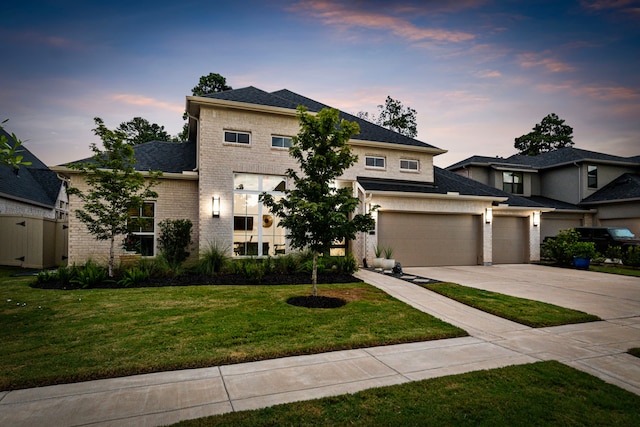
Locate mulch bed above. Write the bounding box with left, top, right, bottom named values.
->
left=30, top=272, right=361, bottom=290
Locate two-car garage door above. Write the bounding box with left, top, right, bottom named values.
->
left=378, top=212, right=481, bottom=267
left=378, top=212, right=529, bottom=266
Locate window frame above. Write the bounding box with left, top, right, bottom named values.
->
left=587, top=165, right=598, bottom=189
left=127, top=201, right=156, bottom=257
left=365, top=156, right=386, bottom=169
left=271, top=135, right=292, bottom=149
left=502, top=171, right=524, bottom=194
left=224, top=130, right=251, bottom=145
left=400, top=159, right=419, bottom=172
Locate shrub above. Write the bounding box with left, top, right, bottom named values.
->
left=117, top=268, right=149, bottom=287
left=622, top=246, right=640, bottom=267
left=606, top=245, right=624, bottom=261
left=157, top=219, right=193, bottom=268
left=542, top=229, right=580, bottom=266
left=71, top=261, right=109, bottom=288
left=197, top=241, right=230, bottom=275
left=569, top=241, right=598, bottom=259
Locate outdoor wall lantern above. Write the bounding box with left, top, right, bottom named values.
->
left=485, top=207, right=493, bottom=224
left=533, top=211, right=540, bottom=227
left=212, top=196, right=220, bottom=218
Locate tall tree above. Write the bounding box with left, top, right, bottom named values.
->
left=117, top=117, right=173, bottom=146
left=514, top=113, right=574, bottom=156
left=357, top=96, right=418, bottom=138
left=0, top=119, right=32, bottom=174
left=67, top=117, right=161, bottom=277
left=260, top=107, right=375, bottom=296
left=179, top=72, right=233, bottom=140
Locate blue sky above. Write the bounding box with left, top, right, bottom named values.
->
left=2, top=0, right=638, bottom=168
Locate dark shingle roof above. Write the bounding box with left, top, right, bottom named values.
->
left=524, top=196, right=585, bottom=210
left=580, top=173, right=640, bottom=204
left=0, top=128, right=62, bottom=208
left=448, top=147, right=640, bottom=171
left=358, top=167, right=543, bottom=208
left=200, top=86, right=442, bottom=151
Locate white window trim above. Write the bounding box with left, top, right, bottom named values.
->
left=271, top=135, right=292, bottom=149
left=224, top=130, right=251, bottom=145
left=400, top=159, right=420, bottom=172
left=365, top=155, right=386, bottom=170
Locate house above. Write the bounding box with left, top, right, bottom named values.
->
left=0, top=128, right=69, bottom=268
left=56, top=86, right=546, bottom=267
left=446, top=148, right=640, bottom=240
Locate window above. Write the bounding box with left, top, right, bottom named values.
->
left=588, top=165, right=598, bottom=188
left=272, top=136, right=292, bottom=148
left=233, top=174, right=287, bottom=257
left=400, top=159, right=419, bottom=171
left=127, top=202, right=155, bottom=256
left=502, top=172, right=523, bottom=194
left=224, top=131, right=250, bottom=144
left=365, top=156, right=385, bottom=169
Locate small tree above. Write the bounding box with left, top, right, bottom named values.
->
left=514, top=113, right=574, bottom=156
left=67, top=117, right=161, bottom=277
left=260, top=107, right=375, bottom=296
left=117, top=117, right=173, bottom=146
left=1, top=119, right=32, bottom=174
left=357, top=96, right=418, bottom=138
left=157, top=219, right=193, bottom=268
left=179, top=72, right=233, bottom=140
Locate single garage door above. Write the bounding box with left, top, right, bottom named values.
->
left=378, top=212, right=481, bottom=267
left=541, top=214, right=583, bottom=241
left=493, top=216, right=528, bottom=264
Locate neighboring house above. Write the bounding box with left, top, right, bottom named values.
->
left=56, top=86, right=546, bottom=267
left=446, top=148, right=640, bottom=240
left=0, top=128, right=69, bottom=268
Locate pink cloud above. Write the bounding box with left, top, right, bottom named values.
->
left=537, top=81, right=639, bottom=101
left=110, top=94, right=184, bottom=113
left=476, top=70, right=502, bottom=78
left=10, top=31, right=84, bottom=50
left=288, top=1, right=475, bottom=43
left=518, top=52, right=575, bottom=73
left=581, top=0, right=637, bottom=10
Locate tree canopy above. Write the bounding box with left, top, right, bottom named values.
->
left=67, top=117, right=161, bottom=277
left=514, top=113, right=574, bottom=156
left=117, top=117, right=174, bottom=146
left=358, top=96, right=418, bottom=138
left=191, top=72, right=232, bottom=96
left=260, top=107, right=375, bottom=295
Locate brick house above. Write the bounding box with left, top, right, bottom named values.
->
left=446, top=149, right=640, bottom=240
left=56, top=87, right=545, bottom=267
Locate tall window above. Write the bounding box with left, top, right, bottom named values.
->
left=233, top=174, right=287, bottom=257
left=588, top=165, right=598, bottom=188
left=127, top=202, right=155, bottom=256
left=365, top=156, right=385, bottom=169
left=502, top=172, right=523, bottom=194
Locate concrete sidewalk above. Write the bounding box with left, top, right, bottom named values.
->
left=1, top=265, right=639, bottom=426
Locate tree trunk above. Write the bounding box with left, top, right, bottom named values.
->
left=312, top=251, right=318, bottom=297
left=108, top=235, right=115, bottom=278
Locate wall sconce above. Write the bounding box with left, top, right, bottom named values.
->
left=212, top=196, right=220, bottom=218
left=533, top=211, right=540, bottom=227
left=485, top=207, right=493, bottom=224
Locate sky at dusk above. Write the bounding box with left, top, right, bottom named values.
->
left=2, top=0, right=639, bottom=168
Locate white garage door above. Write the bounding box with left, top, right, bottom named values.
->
left=378, top=213, right=481, bottom=267
left=493, top=216, right=528, bottom=264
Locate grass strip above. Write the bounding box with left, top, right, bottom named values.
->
left=420, top=282, right=600, bottom=327
left=172, top=361, right=640, bottom=426
left=0, top=273, right=465, bottom=390
left=588, top=265, right=640, bottom=277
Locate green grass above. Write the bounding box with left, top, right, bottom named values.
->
left=0, top=268, right=466, bottom=390
left=589, top=264, right=640, bottom=277
left=421, top=282, right=600, bottom=327
left=172, top=361, right=640, bottom=426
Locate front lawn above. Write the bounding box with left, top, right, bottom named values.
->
left=0, top=270, right=465, bottom=390
left=172, top=361, right=640, bottom=426
left=589, top=264, right=640, bottom=277
left=421, top=282, right=600, bottom=327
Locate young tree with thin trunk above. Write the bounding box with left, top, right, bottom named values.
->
left=67, top=118, right=161, bottom=277
left=260, top=107, right=375, bottom=296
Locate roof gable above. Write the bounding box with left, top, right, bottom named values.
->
left=581, top=173, right=640, bottom=204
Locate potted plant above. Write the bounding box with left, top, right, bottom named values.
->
left=569, top=241, right=598, bottom=270
left=372, top=245, right=384, bottom=269
left=381, top=245, right=395, bottom=271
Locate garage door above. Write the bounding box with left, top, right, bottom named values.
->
left=493, top=216, right=528, bottom=264
left=378, top=213, right=481, bottom=267
left=541, top=214, right=583, bottom=241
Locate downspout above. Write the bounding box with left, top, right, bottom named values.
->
left=574, top=162, right=581, bottom=204
left=188, top=113, right=200, bottom=172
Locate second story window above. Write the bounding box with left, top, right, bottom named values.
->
left=588, top=165, right=598, bottom=188
left=272, top=136, right=292, bottom=148
left=365, top=156, right=385, bottom=169
left=224, top=131, right=250, bottom=145
left=503, top=171, right=523, bottom=194
left=400, top=159, right=419, bottom=171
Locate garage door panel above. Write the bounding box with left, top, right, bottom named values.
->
left=378, top=213, right=481, bottom=267
left=493, top=216, right=528, bottom=264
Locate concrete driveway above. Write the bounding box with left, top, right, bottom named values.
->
left=405, top=264, right=640, bottom=320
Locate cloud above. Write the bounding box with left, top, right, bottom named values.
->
left=476, top=70, right=502, bottom=78
left=580, top=0, right=638, bottom=10
left=288, top=1, right=475, bottom=43
left=6, top=30, right=85, bottom=50
left=110, top=94, right=184, bottom=113
left=537, top=81, right=639, bottom=102
left=517, top=52, right=575, bottom=73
